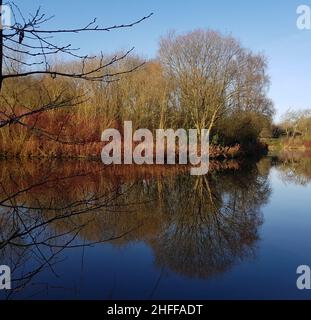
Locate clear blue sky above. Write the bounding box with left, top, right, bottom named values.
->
left=16, top=0, right=311, bottom=121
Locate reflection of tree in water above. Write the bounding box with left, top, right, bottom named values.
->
left=0, top=161, right=161, bottom=297
left=0, top=160, right=271, bottom=297
left=148, top=165, right=270, bottom=278
left=274, top=152, right=311, bottom=186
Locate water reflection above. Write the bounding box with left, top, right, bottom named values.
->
left=273, top=151, right=311, bottom=186
left=0, top=158, right=278, bottom=298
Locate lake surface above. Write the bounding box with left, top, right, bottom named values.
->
left=1, top=154, right=311, bottom=300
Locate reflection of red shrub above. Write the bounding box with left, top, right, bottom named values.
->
left=304, top=141, right=311, bottom=149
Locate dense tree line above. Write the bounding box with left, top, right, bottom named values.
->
left=0, top=28, right=274, bottom=157
left=279, top=109, right=311, bottom=139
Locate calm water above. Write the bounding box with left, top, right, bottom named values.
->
left=1, top=155, right=311, bottom=300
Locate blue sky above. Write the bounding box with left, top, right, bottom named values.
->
left=15, top=0, right=311, bottom=121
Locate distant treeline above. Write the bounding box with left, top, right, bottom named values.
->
left=264, top=109, right=311, bottom=151
left=270, top=109, right=311, bottom=140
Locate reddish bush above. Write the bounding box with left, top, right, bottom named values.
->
left=304, top=141, right=311, bottom=149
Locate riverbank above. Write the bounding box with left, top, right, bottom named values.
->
left=265, top=138, right=311, bottom=154
left=0, top=140, right=268, bottom=161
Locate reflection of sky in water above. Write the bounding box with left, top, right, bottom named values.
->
left=1, top=159, right=311, bottom=300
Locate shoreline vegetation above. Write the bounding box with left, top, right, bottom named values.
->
left=265, top=138, right=311, bottom=154
left=1, top=29, right=274, bottom=161
left=0, top=139, right=268, bottom=161
left=264, top=109, right=311, bottom=154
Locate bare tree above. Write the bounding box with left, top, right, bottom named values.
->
left=280, top=108, right=311, bottom=139
left=158, top=30, right=273, bottom=138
